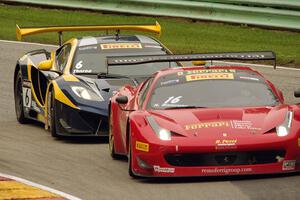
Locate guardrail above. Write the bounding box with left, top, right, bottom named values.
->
left=2, top=0, right=300, bottom=30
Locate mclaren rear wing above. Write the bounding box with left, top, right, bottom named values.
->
left=16, top=21, right=161, bottom=46
left=107, top=51, right=276, bottom=69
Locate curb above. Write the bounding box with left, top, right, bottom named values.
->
left=0, top=173, right=81, bottom=200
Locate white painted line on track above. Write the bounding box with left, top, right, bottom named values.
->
left=0, top=39, right=57, bottom=47
left=0, top=172, right=82, bottom=200
left=0, top=39, right=298, bottom=70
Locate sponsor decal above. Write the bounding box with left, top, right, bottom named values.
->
left=186, top=73, right=234, bottom=82
left=73, top=69, right=92, bottom=73
left=282, top=160, right=296, bottom=171
left=144, top=45, right=162, bottom=49
left=160, top=79, right=179, bottom=86
left=230, top=120, right=261, bottom=131
left=79, top=46, right=97, bottom=51
left=153, top=165, right=175, bottom=173
left=201, top=167, right=252, bottom=174
left=177, top=69, right=236, bottom=76
left=239, top=76, right=259, bottom=81
left=185, top=121, right=229, bottom=130
left=100, top=43, right=142, bottom=49
left=215, top=139, right=237, bottom=150
left=135, top=141, right=149, bottom=152
left=298, top=138, right=300, bottom=147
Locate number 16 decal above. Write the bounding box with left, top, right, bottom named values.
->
left=22, top=87, right=32, bottom=108
left=163, top=96, right=182, bottom=104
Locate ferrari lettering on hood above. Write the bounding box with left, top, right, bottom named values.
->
left=184, top=120, right=262, bottom=131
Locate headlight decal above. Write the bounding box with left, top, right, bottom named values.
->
left=146, top=116, right=171, bottom=141
left=71, top=86, right=103, bottom=101
left=276, top=110, right=293, bottom=137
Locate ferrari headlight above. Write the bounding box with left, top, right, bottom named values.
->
left=276, top=111, right=293, bottom=137
left=147, top=116, right=171, bottom=141
left=71, top=86, right=95, bottom=100
left=158, top=129, right=171, bottom=141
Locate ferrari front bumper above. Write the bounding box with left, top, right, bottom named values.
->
left=130, top=136, right=300, bottom=177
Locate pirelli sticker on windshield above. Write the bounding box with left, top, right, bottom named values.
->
left=186, top=73, right=234, bottom=82
left=185, top=121, right=230, bottom=130
left=177, top=69, right=236, bottom=76
left=100, top=43, right=142, bottom=49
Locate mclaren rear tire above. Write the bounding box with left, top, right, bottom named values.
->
left=14, top=70, right=30, bottom=124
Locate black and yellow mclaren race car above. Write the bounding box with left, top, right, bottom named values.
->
left=14, top=22, right=176, bottom=137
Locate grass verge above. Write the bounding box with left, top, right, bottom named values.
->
left=0, top=3, right=299, bottom=66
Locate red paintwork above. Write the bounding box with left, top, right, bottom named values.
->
left=110, top=66, right=300, bottom=177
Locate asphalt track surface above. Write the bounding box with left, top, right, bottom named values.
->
left=0, top=40, right=300, bottom=200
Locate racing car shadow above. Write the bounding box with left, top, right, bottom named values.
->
left=139, top=171, right=300, bottom=184
left=29, top=121, right=108, bottom=144
left=55, top=136, right=108, bottom=144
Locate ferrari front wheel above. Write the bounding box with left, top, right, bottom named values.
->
left=128, top=134, right=137, bottom=178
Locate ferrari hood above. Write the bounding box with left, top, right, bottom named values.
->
left=149, top=105, right=289, bottom=137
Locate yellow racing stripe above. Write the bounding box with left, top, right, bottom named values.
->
left=52, top=81, right=78, bottom=109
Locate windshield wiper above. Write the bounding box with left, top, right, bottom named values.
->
left=97, top=73, right=139, bottom=86
left=163, top=106, right=207, bottom=110
left=97, top=72, right=131, bottom=79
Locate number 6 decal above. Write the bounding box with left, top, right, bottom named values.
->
left=22, top=87, right=32, bottom=108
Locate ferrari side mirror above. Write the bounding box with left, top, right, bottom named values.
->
left=294, top=89, right=300, bottom=98
left=116, top=96, right=128, bottom=104
left=38, top=60, right=53, bottom=71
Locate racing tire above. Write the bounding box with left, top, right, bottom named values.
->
left=128, top=134, right=138, bottom=178
left=14, top=70, right=30, bottom=124
left=108, top=110, right=120, bottom=159
left=48, top=89, right=58, bottom=138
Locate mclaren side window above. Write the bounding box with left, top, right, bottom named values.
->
left=55, top=44, right=72, bottom=72
left=138, top=77, right=154, bottom=108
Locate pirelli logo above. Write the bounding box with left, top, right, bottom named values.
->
left=101, top=43, right=142, bottom=49
left=135, top=141, right=149, bottom=152
left=186, top=73, right=234, bottom=82
left=185, top=121, right=229, bottom=130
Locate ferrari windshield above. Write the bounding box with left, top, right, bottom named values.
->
left=72, top=43, right=177, bottom=77
left=149, top=69, right=279, bottom=109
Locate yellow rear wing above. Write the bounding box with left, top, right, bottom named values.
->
left=16, top=21, right=161, bottom=45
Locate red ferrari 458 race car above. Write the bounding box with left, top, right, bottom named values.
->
left=108, top=51, right=300, bottom=178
